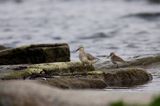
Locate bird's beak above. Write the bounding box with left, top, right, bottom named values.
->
left=75, top=48, right=80, bottom=52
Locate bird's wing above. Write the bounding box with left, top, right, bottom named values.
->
left=114, top=56, right=125, bottom=62
left=86, top=53, right=97, bottom=60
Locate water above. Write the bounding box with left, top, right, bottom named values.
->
left=0, top=0, right=160, bottom=92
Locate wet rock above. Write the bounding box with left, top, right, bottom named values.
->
left=0, top=61, right=152, bottom=88
left=103, top=68, right=152, bottom=87
left=124, top=12, right=160, bottom=21
left=0, top=43, right=70, bottom=65
left=37, top=68, right=152, bottom=88
left=148, top=0, right=160, bottom=3
left=0, top=62, right=152, bottom=88
left=38, top=78, right=107, bottom=89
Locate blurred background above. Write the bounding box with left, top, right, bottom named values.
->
left=0, top=0, right=160, bottom=61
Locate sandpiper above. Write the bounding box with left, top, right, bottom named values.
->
left=108, top=52, right=125, bottom=68
left=76, top=46, right=99, bottom=66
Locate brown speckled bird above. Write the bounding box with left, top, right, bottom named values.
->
left=76, top=46, right=99, bottom=66
left=109, top=52, right=125, bottom=68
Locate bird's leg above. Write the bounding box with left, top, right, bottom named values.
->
left=83, top=63, right=88, bottom=77
left=82, top=63, right=85, bottom=67
left=116, top=63, right=119, bottom=68
left=81, top=62, right=86, bottom=77
left=113, top=62, right=119, bottom=68
left=112, top=61, right=118, bottom=68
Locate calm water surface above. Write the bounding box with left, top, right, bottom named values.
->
left=0, top=0, right=160, bottom=92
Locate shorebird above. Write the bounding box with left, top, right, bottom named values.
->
left=76, top=46, right=99, bottom=66
left=108, top=52, right=125, bottom=68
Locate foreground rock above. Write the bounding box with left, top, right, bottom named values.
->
left=0, top=81, right=158, bottom=106
left=0, top=43, right=70, bottom=65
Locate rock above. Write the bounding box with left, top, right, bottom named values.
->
left=0, top=62, right=152, bottom=88
left=0, top=43, right=70, bottom=65
left=103, top=68, right=152, bottom=87
left=0, top=45, right=9, bottom=51
left=0, top=62, right=95, bottom=80
left=38, top=78, right=107, bottom=89
left=0, top=81, right=61, bottom=106
left=0, top=81, right=158, bottom=106
left=124, top=12, right=160, bottom=21
left=96, top=54, right=160, bottom=69
left=38, top=68, right=152, bottom=88
left=148, top=0, right=160, bottom=3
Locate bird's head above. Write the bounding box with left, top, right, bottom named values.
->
left=76, top=46, right=84, bottom=52
left=109, top=52, right=115, bottom=57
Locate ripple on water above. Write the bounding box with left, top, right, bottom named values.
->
left=77, top=32, right=112, bottom=40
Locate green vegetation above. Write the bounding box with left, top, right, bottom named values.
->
left=110, top=96, right=160, bottom=106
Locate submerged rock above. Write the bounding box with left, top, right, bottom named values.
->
left=149, top=0, right=160, bottom=3
left=123, top=12, right=160, bottom=21
left=0, top=43, right=70, bottom=65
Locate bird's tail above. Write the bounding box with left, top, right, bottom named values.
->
left=92, top=58, right=100, bottom=64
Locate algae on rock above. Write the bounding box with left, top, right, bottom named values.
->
left=0, top=62, right=95, bottom=80
left=0, top=61, right=152, bottom=88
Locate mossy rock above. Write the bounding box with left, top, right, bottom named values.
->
left=0, top=62, right=95, bottom=80
left=0, top=62, right=152, bottom=88
left=0, top=43, right=70, bottom=65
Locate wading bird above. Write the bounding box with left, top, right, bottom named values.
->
left=108, top=52, right=125, bottom=68
left=76, top=46, right=99, bottom=66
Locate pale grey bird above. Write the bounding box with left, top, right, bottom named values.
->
left=108, top=52, right=125, bottom=68
left=76, top=46, right=99, bottom=66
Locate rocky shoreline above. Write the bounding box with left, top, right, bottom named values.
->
left=0, top=43, right=159, bottom=106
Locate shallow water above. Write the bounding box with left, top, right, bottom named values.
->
left=0, top=0, right=160, bottom=92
